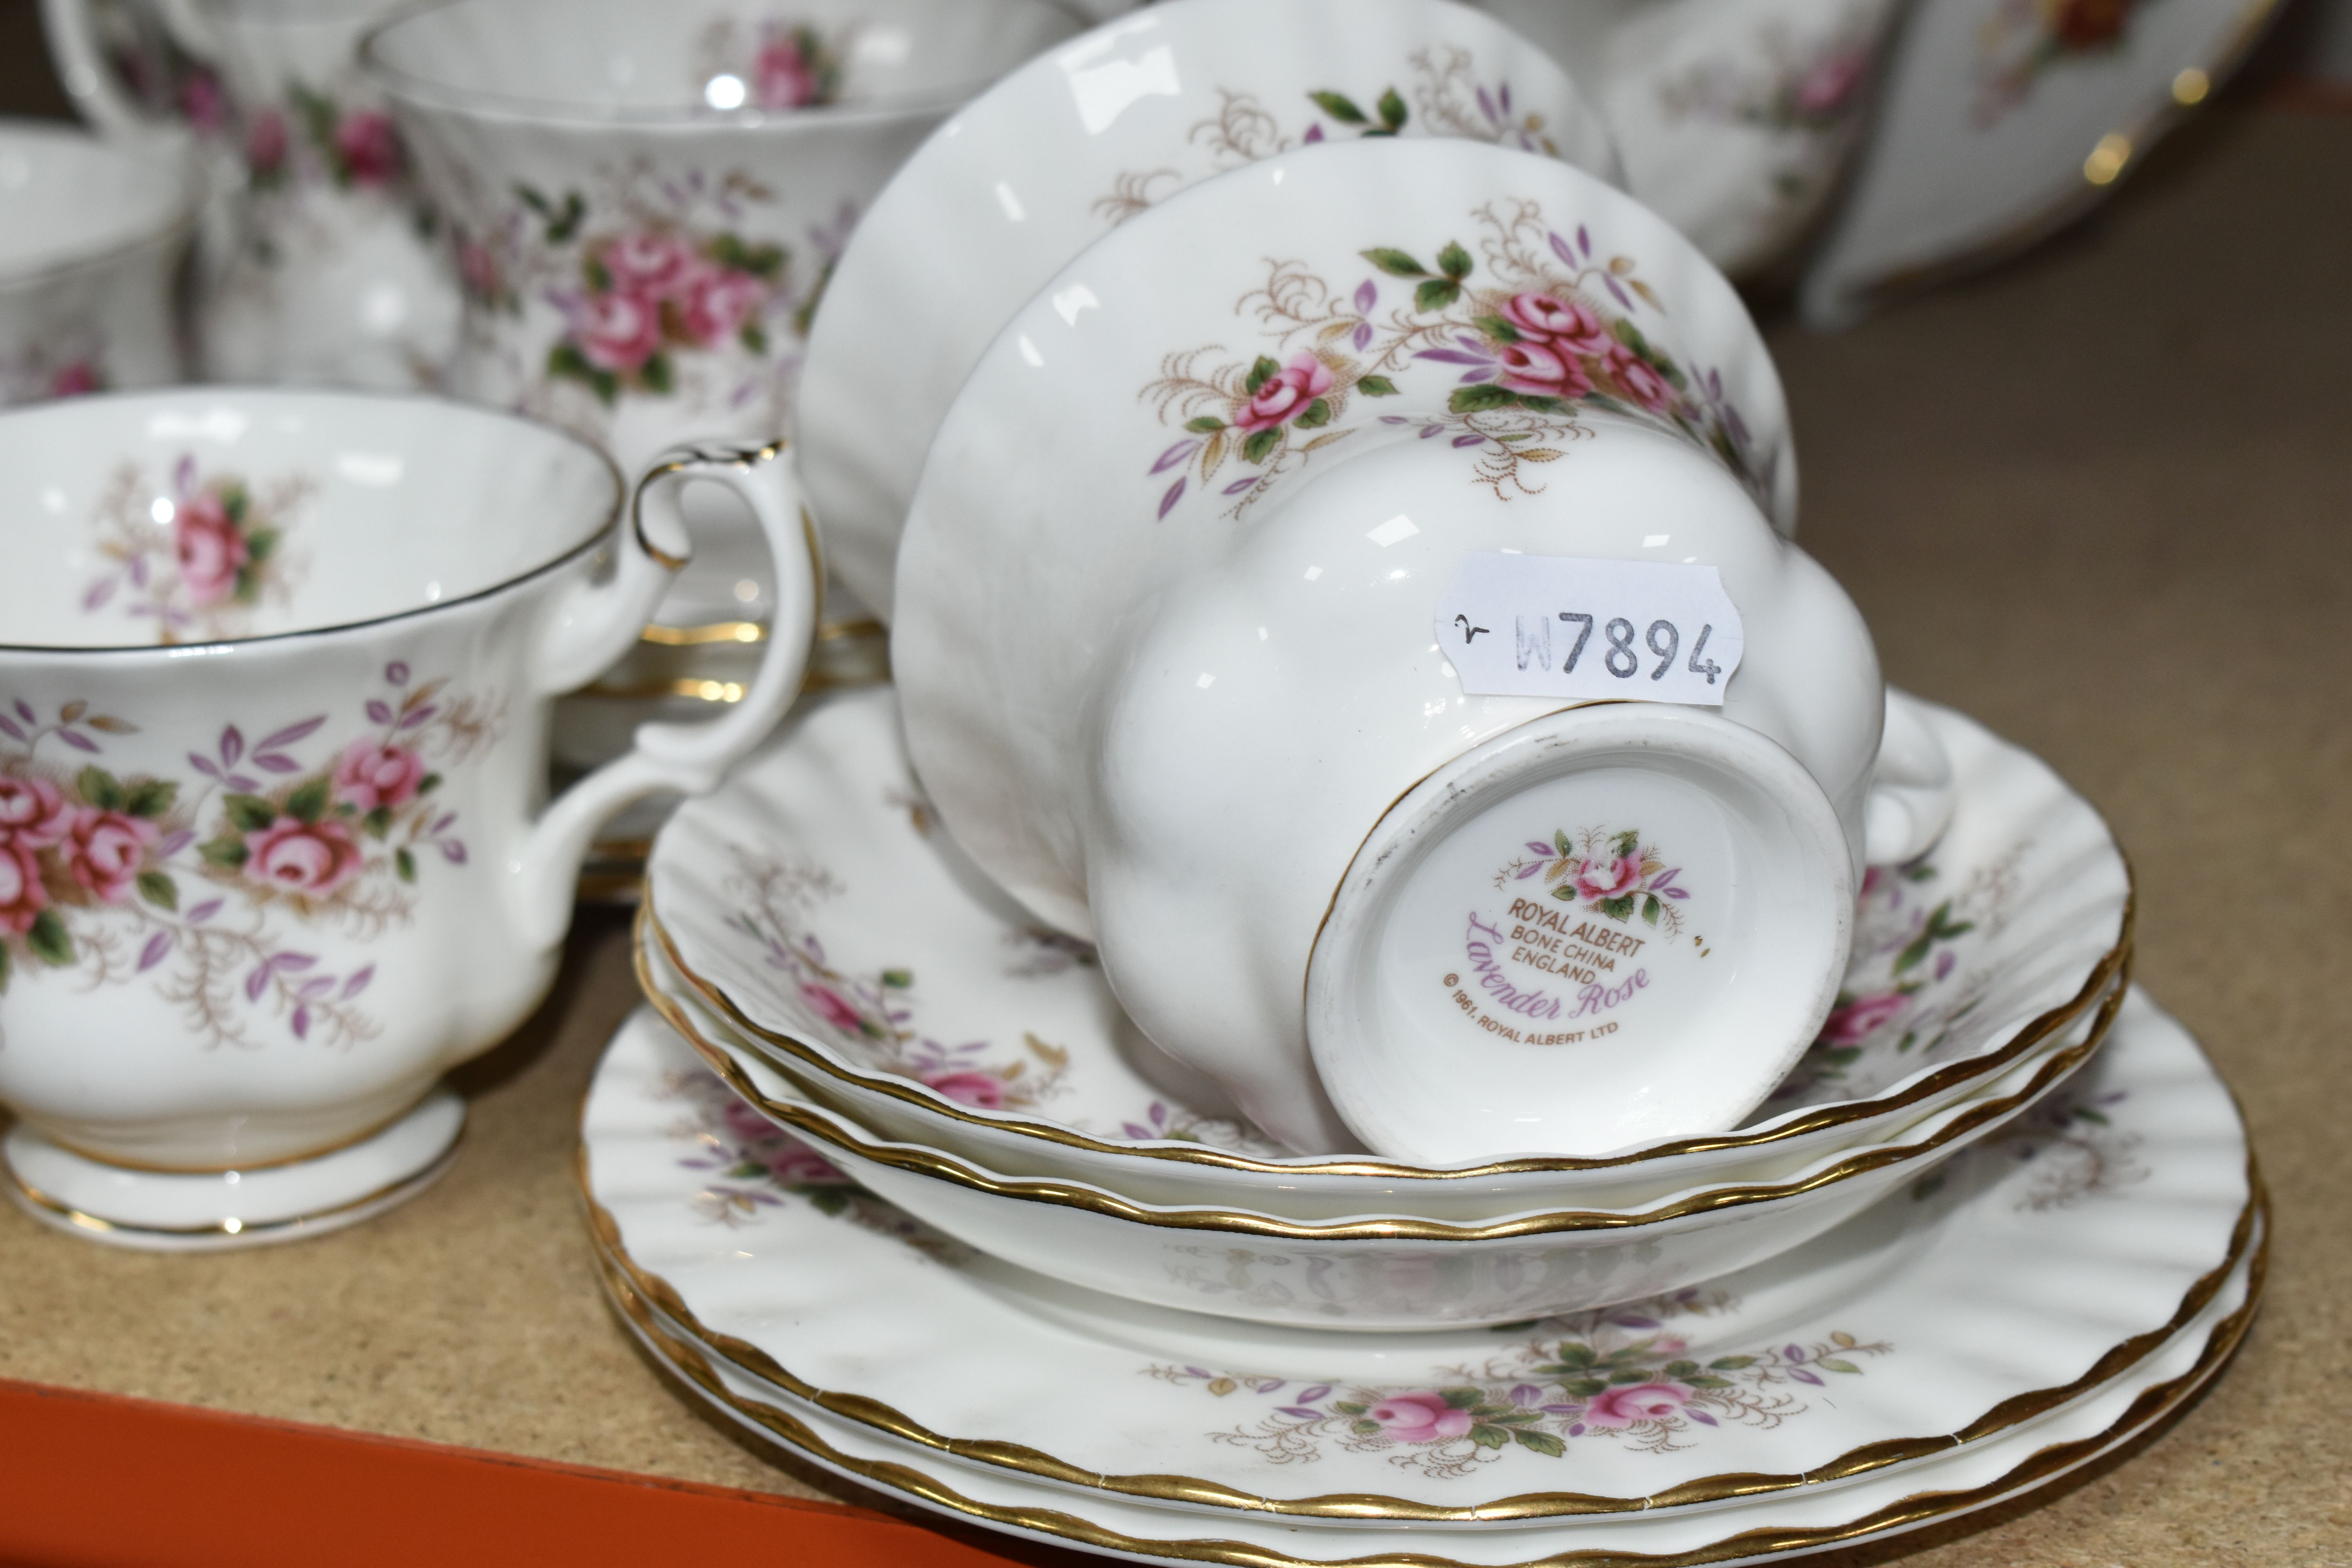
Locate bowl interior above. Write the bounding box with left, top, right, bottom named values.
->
left=0, top=123, right=188, bottom=279
left=367, top=0, right=1078, bottom=120
left=0, top=391, right=619, bottom=650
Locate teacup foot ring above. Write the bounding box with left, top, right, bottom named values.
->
left=4, top=1090, right=465, bottom=1252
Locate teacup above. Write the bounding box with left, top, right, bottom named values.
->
left=0, top=120, right=194, bottom=405
left=365, top=0, right=1083, bottom=635
left=0, top=388, right=818, bottom=1247
left=46, top=0, right=466, bottom=390
left=892, top=139, right=1949, bottom=1161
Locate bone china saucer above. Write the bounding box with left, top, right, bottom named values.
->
left=644, top=683, right=2130, bottom=1217
left=581, top=987, right=2256, bottom=1529
left=799, top=0, right=1622, bottom=617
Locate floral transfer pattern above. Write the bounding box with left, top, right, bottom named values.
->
left=0, top=664, right=498, bottom=1048
left=0, top=338, right=107, bottom=408
left=454, top=163, right=847, bottom=429
left=232, top=78, right=431, bottom=266
left=1149, top=1287, right=1889, bottom=1474
left=718, top=846, right=1272, bottom=1150
left=1143, top=200, right=1766, bottom=522
left=1095, top=47, right=1565, bottom=224
left=1915, top=1086, right=2147, bottom=1211
left=1976, top=0, right=2154, bottom=123
left=80, top=456, right=309, bottom=644
left=1496, top=827, right=1691, bottom=938
left=692, top=15, right=851, bottom=110
left=1766, top=845, right=2024, bottom=1107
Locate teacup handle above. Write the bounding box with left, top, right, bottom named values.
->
left=1863, top=688, right=1957, bottom=866
left=515, top=439, right=819, bottom=948
left=39, top=0, right=190, bottom=140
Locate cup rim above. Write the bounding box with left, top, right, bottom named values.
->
left=0, top=120, right=201, bottom=289
left=359, top=0, right=1073, bottom=131
left=0, top=386, right=626, bottom=657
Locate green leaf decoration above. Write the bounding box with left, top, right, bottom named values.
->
left=1563, top=1378, right=1608, bottom=1398
left=583, top=254, right=613, bottom=294
left=1436, top=240, right=1472, bottom=280
left=880, top=969, right=913, bottom=989
left=200, top=838, right=250, bottom=870
left=27, top=909, right=73, bottom=967
left=1450, top=383, right=1519, bottom=415
left=1307, top=90, right=1367, bottom=124
left=1606, top=1365, right=1653, bottom=1385
left=2074, top=1106, right=2110, bottom=1125
left=1708, top=1355, right=1755, bottom=1370
left=1684, top=1375, right=1733, bottom=1389
left=1550, top=887, right=1577, bottom=902
left=360, top=806, right=393, bottom=840
left=740, top=323, right=768, bottom=356
left=136, top=871, right=177, bottom=912
left=1295, top=398, right=1332, bottom=430
left=1351, top=1418, right=1381, bottom=1436
left=518, top=183, right=551, bottom=216
left=1245, top=356, right=1281, bottom=394
left=1332, top=1401, right=1368, bottom=1416
left=1512, top=1428, right=1566, bottom=1458
left=1553, top=831, right=1573, bottom=858
left=1817, top=1358, right=1862, bottom=1374
left=1356, top=376, right=1399, bottom=397
left=1377, top=87, right=1409, bottom=131
left=806, top=1187, right=850, bottom=1217
left=395, top=847, right=417, bottom=883
left=0, top=943, right=11, bottom=994
left=1184, top=416, right=1227, bottom=433
left=1241, top=427, right=1282, bottom=465
left=123, top=778, right=177, bottom=820
left=1613, top=829, right=1641, bottom=856
left=1893, top=933, right=1935, bottom=974
left=1904, top=862, right=1938, bottom=882
left=1642, top=895, right=1661, bottom=925
left=1472, top=314, right=1522, bottom=344
left=223, top=794, right=277, bottom=834
left=1664, top=1359, right=1700, bottom=1378
left=641, top=354, right=675, bottom=395
left=1468, top=1424, right=1511, bottom=1450
left=1489, top=1408, right=1541, bottom=1423
left=286, top=778, right=330, bottom=824
left=1599, top=894, right=1636, bottom=922
left=243, top=529, right=278, bottom=566
left=1414, top=278, right=1462, bottom=312
left=418, top=773, right=442, bottom=797
left=545, top=192, right=584, bottom=245
left=1360, top=247, right=1429, bottom=278
left=76, top=767, right=123, bottom=811
left=1440, top=1387, right=1485, bottom=1409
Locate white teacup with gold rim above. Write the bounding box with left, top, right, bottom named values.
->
left=0, top=388, right=818, bottom=1248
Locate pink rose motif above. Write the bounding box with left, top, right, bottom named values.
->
left=1500, top=292, right=1613, bottom=356
left=62, top=808, right=156, bottom=904
left=245, top=107, right=288, bottom=175
left=676, top=263, right=767, bottom=347
left=601, top=231, right=697, bottom=298
left=332, top=741, right=425, bottom=813
left=0, top=776, right=75, bottom=848
left=1368, top=1392, right=1474, bottom=1445
left=173, top=492, right=249, bottom=606
left=181, top=69, right=226, bottom=136
left=1494, top=339, right=1593, bottom=400
left=798, top=982, right=865, bottom=1034
left=333, top=111, right=402, bottom=187
left=1573, top=855, right=1644, bottom=903
left=920, top=1069, right=1009, bottom=1110
left=244, top=815, right=362, bottom=897
left=767, top=1139, right=848, bottom=1185
left=1604, top=346, right=1679, bottom=415
left=0, top=839, right=46, bottom=936
left=754, top=35, right=821, bottom=109
left=1582, top=1380, right=1694, bottom=1429
left=49, top=361, right=102, bottom=399
left=1233, top=353, right=1334, bottom=433
left=1822, top=991, right=1910, bottom=1044
left=573, top=289, right=664, bottom=374
left=1795, top=50, right=1867, bottom=118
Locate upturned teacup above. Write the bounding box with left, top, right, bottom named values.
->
left=0, top=388, right=818, bottom=1246
left=0, top=119, right=194, bottom=405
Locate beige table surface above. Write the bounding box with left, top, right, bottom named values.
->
left=2, top=101, right=2347, bottom=1567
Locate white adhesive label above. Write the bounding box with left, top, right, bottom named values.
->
left=1433, top=553, right=1744, bottom=706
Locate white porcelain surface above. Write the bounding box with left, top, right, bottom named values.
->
left=799, top=0, right=1624, bottom=619
left=369, top=0, right=1082, bottom=632
left=7, top=1085, right=461, bottom=1248
left=0, top=388, right=818, bottom=1188
left=1475, top=0, right=1899, bottom=279
left=1798, top=0, right=2276, bottom=322
left=0, top=120, right=192, bottom=405
left=888, top=136, right=1880, bottom=1152
left=646, top=684, right=2130, bottom=1216
left=586, top=987, right=2253, bottom=1518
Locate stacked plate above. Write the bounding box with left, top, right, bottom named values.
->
left=583, top=679, right=2264, bottom=1560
